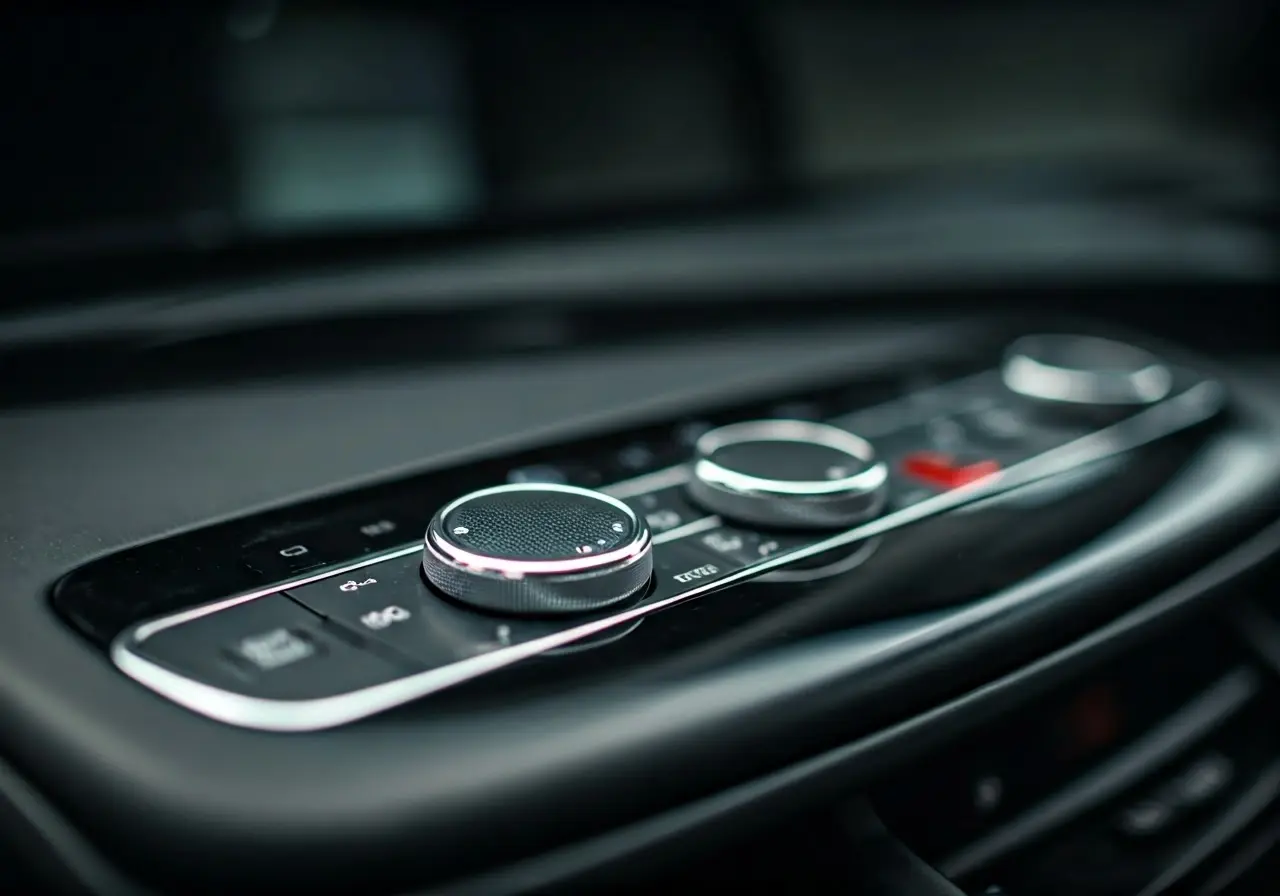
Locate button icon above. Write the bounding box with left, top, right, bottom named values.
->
left=646, top=509, right=683, bottom=533
left=1117, top=799, right=1174, bottom=837
left=338, top=578, right=377, bottom=592
left=973, top=775, right=1004, bottom=814
left=618, top=444, right=655, bottom=471
left=1173, top=754, right=1233, bottom=806
left=757, top=540, right=781, bottom=558
left=233, top=628, right=315, bottom=671
left=927, top=417, right=967, bottom=451
left=673, top=564, right=720, bottom=584
left=278, top=545, right=309, bottom=558
left=701, top=531, right=745, bottom=555
left=359, top=605, right=412, bottom=631
left=359, top=520, right=398, bottom=538
left=975, top=406, right=1027, bottom=440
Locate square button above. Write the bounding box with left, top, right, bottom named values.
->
left=648, top=537, right=745, bottom=603
left=133, top=594, right=419, bottom=701
left=231, top=627, right=317, bottom=671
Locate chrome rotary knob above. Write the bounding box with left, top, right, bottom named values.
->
left=423, top=483, right=652, bottom=616
left=1002, top=334, right=1172, bottom=408
left=687, top=420, right=888, bottom=529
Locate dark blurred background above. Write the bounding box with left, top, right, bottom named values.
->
left=1, top=1, right=1274, bottom=300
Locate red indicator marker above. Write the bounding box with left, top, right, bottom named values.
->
left=901, top=451, right=1001, bottom=489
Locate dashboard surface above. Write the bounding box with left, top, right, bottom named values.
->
left=3, top=314, right=1280, bottom=895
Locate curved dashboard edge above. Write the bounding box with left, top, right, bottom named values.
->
left=416, top=516, right=1280, bottom=896
left=6, top=448, right=1279, bottom=896
left=7, top=326, right=1280, bottom=896
left=20, top=363, right=1280, bottom=895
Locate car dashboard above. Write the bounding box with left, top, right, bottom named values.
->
left=2, top=3, right=1279, bottom=895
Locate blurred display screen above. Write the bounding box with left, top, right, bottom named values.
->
left=223, top=9, right=479, bottom=232
left=0, top=1, right=1265, bottom=265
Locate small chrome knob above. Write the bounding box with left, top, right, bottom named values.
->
left=1002, top=334, right=1172, bottom=408
left=423, top=483, right=652, bottom=616
left=687, top=420, right=888, bottom=529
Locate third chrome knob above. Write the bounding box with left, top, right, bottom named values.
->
left=686, top=420, right=888, bottom=529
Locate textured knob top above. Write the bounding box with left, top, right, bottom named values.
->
left=687, top=419, right=888, bottom=529
left=423, top=483, right=652, bottom=616
left=1002, top=334, right=1172, bottom=407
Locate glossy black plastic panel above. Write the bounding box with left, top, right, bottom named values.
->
left=73, top=326, right=1226, bottom=730
left=52, top=356, right=944, bottom=646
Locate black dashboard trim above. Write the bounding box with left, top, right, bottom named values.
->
left=407, top=517, right=1280, bottom=896
left=0, top=427, right=1275, bottom=896
left=0, top=754, right=149, bottom=896
left=1136, top=760, right=1280, bottom=895
left=6, top=514, right=1275, bottom=896
left=940, top=666, right=1261, bottom=878
left=4, top=325, right=1278, bottom=896
left=108, top=377, right=1222, bottom=731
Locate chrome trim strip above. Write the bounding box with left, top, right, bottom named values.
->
left=113, top=379, right=1224, bottom=731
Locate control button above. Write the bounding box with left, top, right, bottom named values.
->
left=621, top=485, right=707, bottom=537
left=694, top=526, right=811, bottom=567
left=926, top=416, right=969, bottom=453
left=972, top=775, right=1005, bottom=815
left=698, top=529, right=751, bottom=561
left=1116, top=798, right=1175, bottom=838
left=242, top=529, right=348, bottom=580
left=969, top=405, right=1030, bottom=442
left=1002, top=334, right=1172, bottom=408
left=616, top=442, right=658, bottom=473
left=233, top=627, right=317, bottom=671
left=346, top=509, right=419, bottom=552
left=132, top=595, right=418, bottom=701
left=900, top=451, right=1002, bottom=490
left=287, top=554, right=460, bottom=666
left=649, top=537, right=741, bottom=601
left=687, top=420, right=888, bottom=529
left=290, top=551, right=614, bottom=667
left=1170, top=753, right=1234, bottom=807
left=422, top=483, right=653, bottom=616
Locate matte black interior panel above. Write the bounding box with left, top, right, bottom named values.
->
left=2, top=317, right=1279, bottom=896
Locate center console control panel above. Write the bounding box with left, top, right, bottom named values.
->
left=53, top=332, right=1226, bottom=730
